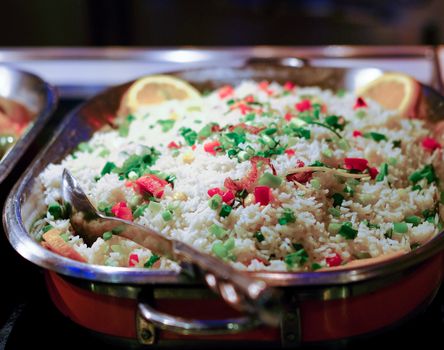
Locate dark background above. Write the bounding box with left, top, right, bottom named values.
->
left=0, top=0, right=443, bottom=46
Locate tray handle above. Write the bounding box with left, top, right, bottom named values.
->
left=137, top=302, right=260, bottom=336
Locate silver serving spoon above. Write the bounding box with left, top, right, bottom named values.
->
left=61, top=169, right=281, bottom=327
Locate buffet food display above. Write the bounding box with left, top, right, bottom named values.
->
left=34, top=74, right=443, bottom=272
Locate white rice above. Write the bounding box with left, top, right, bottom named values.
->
left=34, top=80, right=444, bottom=271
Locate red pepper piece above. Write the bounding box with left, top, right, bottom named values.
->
left=285, top=149, right=295, bottom=157
left=254, top=186, right=272, bottom=206
left=353, top=97, right=368, bottom=109
left=221, top=191, right=235, bottom=204
left=326, top=253, right=342, bottom=267
left=296, top=99, right=312, bottom=112
left=283, top=81, right=295, bottom=91
left=208, top=187, right=223, bottom=197
left=244, top=95, right=255, bottom=103
left=167, top=141, right=181, bottom=149
left=218, top=85, right=234, bottom=99
left=136, top=174, right=169, bottom=198
left=229, top=123, right=265, bottom=135
left=128, top=253, right=139, bottom=267
left=286, top=159, right=312, bottom=184
left=421, top=137, right=441, bottom=152
left=352, top=130, right=363, bottom=138
left=368, top=167, right=379, bottom=180
left=204, top=140, right=221, bottom=156
left=344, top=157, right=369, bottom=172
left=111, top=202, right=133, bottom=221
left=284, top=113, right=293, bottom=122
left=259, top=81, right=269, bottom=90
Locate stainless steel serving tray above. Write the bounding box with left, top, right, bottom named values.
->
left=0, top=64, right=57, bottom=184
left=4, top=60, right=444, bottom=286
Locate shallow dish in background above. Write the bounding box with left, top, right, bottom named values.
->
left=0, top=65, right=57, bottom=184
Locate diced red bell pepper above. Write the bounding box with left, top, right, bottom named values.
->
left=167, top=141, right=181, bottom=149
left=285, top=149, right=295, bottom=156
left=135, top=174, right=169, bottom=198
left=111, top=202, right=133, bottom=221
left=254, top=186, right=272, bottom=206
left=352, top=130, right=363, bottom=137
left=221, top=190, right=235, bottom=205
left=286, top=159, right=312, bottom=184
left=244, top=95, right=255, bottom=103
left=368, top=167, right=379, bottom=180
left=259, top=81, right=269, bottom=90
left=128, top=253, right=139, bottom=267
left=295, top=99, right=312, bottom=112
left=208, top=187, right=224, bottom=197
left=283, top=81, right=295, bottom=91
left=353, top=97, right=368, bottom=109
left=326, top=253, right=342, bottom=267
left=218, top=85, right=234, bottom=99
left=344, top=157, right=369, bottom=172
left=421, top=137, right=441, bottom=152
left=238, top=103, right=253, bottom=115
left=204, top=140, right=221, bottom=155
left=284, top=113, right=293, bottom=121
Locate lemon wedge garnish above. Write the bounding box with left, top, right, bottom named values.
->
left=356, top=72, right=420, bottom=118
left=123, top=75, right=201, bottom=113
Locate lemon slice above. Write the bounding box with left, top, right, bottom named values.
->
left=356, top=72, right=420, bottom=118
left=123, top=75, right=201, bottom=113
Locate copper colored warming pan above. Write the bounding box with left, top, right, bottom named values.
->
left=4, top=59, right=444, bottom=347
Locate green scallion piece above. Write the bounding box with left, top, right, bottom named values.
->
left=311, top=263, right=322, bottom=270
left=147, top=201, right=162, bottom=214
left=212, top=242, right=228, bottom=258
left=133, top=204, right=149, bottom=218
left=161, top=210, right=173, bottom=221
left=101, top=161, right=116, bottom=176
left=42, top=225, right=53, bottom=233
left=219, top=204, right=232, bottom=218
left=48, top=203, right=64, bottom=220
left=157, top=119, right=175, bottom=132
left=284, top=249, right=308, bottom=268
left=328, top=223, right=342, bottom=234
left=328, top=207, right=341, bottom=218
left=209, top=194, right=222, bottom=210
left=223, top=237, right=235, bottom=250
left=332, top=193, right=344, bottom=207
left=363, top=132, right=387, bottom=142
left=254, top=232, right=265, bottom=242
left=103, top=231, right=113, bottom=241
left=144, top=254, right=160, bottom=268
left=258, top=172, right=282, bottom=188
left=278, top=208, right=296, bottom=225
left=375, top=163, right=388, bottom=182
left=209, top=224, right=227, bottom=239
left=393, top=222, right=408, bottom=234
left=405, top=216, right=421, bottom=226
left=322, top=148, right=333, bottom=158
left=338, top=222, right=358, bottom=239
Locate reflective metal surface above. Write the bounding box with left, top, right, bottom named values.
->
left=0, top=64, right=57, bottom=184
left=4, top=61, right=444, bottom=288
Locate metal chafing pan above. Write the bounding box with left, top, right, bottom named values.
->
left=4, top=60, right=444, bottom=346
left=0, top=64, right=57, bottom=184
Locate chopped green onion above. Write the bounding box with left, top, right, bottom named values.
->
left=42, top=225, right=53, bottom=233
left=388, top=157, right=398, bottom=166
left=337, top=138, right=350, bottom=150
left=408, top=164, right=438, bottom=184
left=392, top=140, right=402, bottom=148
left=157, top=119, right=175, bottom=132
left=223, top=237, right=235, bottom=250
left=212, top=242, right=228, bottom=258
left=332, top=193, right=345, bottom=207
left=209, top=194, right=222, bottom=210
left=147, top=201, right=162, bottom=214
left=101, top=161, right=116, bottom=176
left=77, top=142, right=93, bottom=153
left=412, top=184, right=422, bottom=191
left=48, top=203, right=64, bottom=220
left=328, top=223, right=342, bottom=234
left=393, top=222, right=408, bottom=234
left=144, top=254, right=160, bottom=268
left=103, top=231, right=113, bottom=241
left=254, top=232, right=265, bottom=242
left=284, top=248, right=308, bottom=268
left=161, top=210, right=173, bottom=221
left=322, top=148, right=333, bottom=158
left=179, top=127, right=198, bottom=146
left=338, top=222, right=358, bottom=239
left=258, top=172, right=282, bottom=188
left=99, top=149, right=110, bottom=158
left=133, top=204, right=149, bottom=218
left=278, top=208, right=296, bottom=225
left=328, top=207, right=341, bottom=217
left=375, top=163, right=388, bottom=182
left=405, top=216, right=421, bottom=226
left=311, top=263, right=322, bottom=270
left=363, top=132, right=387, bottom=142
left=209, top=224, right=228, bottom=239
left=219, top=204, right=232, bottom=218
left=310, top=178, right=321, bottom=189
